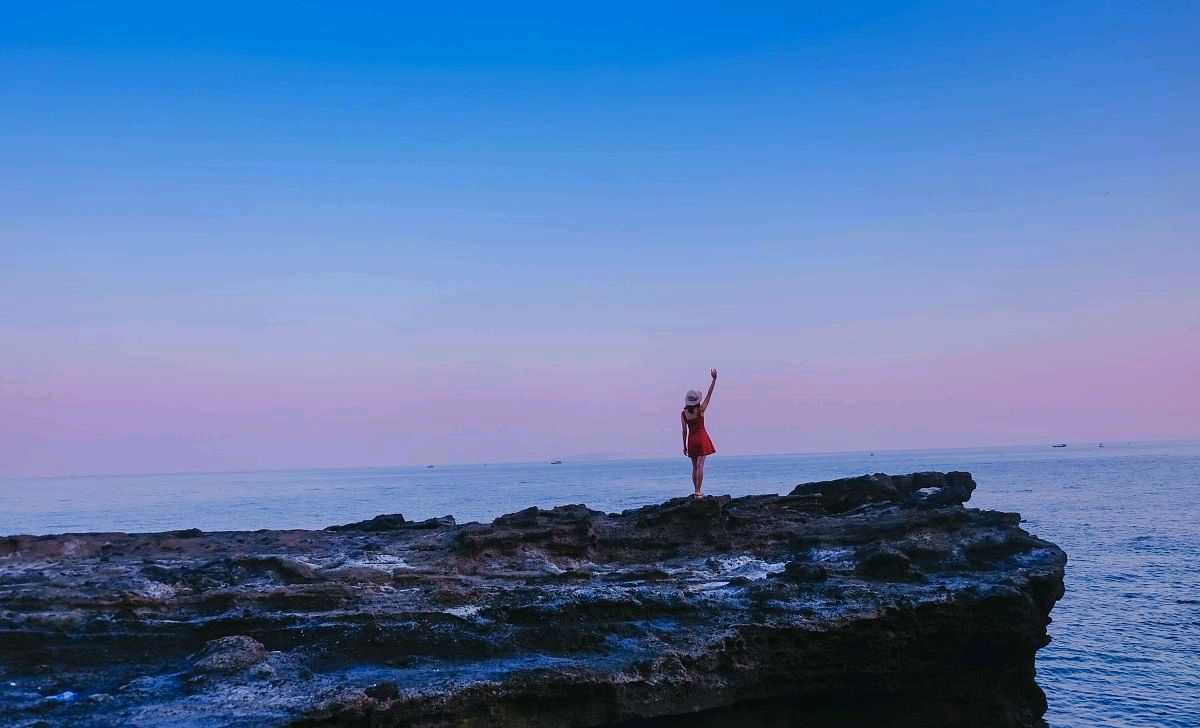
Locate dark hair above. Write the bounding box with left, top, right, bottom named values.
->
left=685, top=404, right=698, bottom=414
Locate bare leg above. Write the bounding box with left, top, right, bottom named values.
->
left=692, top=455, right=707, bottom=497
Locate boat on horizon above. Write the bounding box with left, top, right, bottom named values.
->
left=550, top=460, right=563, bottom=465
left=1052, top=444, right=1067, bottom=448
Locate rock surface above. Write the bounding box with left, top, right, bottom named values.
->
left=0, top=472, right=1065, bottom=727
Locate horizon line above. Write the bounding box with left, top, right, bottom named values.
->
left=3, top=437, right=1193, bottom=482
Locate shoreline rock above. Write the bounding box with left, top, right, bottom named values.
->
left=0, top=472, right=1065, bottom=727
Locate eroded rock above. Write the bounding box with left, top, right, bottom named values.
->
left=191, top=636, right=267, bottom=675
left=0, top=471, right=1065, bottom=727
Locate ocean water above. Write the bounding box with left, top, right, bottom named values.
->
left=2, top=440, right=1197, bottom=727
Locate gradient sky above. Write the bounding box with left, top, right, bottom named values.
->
left=2, top=1, right=1198, bottom=477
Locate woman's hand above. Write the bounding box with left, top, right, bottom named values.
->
left=710, top=369, right=718, bottom=380
left=683, top=447, right=689, bottom=457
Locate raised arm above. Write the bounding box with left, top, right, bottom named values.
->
left=701, top=369, right=717, bottom=410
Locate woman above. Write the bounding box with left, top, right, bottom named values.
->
left=681, top=369, right=718, bottom=498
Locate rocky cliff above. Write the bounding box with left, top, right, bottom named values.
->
left=0, top=472, right=1065, bottom=727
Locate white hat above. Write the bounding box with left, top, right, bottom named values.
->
left=685, top=390, right=703, bottom=406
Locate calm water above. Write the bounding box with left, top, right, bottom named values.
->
left=2, top=441, right=1198, bottom=727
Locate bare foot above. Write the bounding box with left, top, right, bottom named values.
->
left=691, top=492, right=707, bottom=498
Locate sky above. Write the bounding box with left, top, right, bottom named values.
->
left=2, top=1, right=1198, bottom=477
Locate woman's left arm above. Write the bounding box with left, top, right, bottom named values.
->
left=681, top=412, right=689, bottom=455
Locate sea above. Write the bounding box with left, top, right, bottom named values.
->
left=2, top=440, right=1197, bottom=727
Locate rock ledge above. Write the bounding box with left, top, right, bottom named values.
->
left=0, top=472, right=1065, bottom=727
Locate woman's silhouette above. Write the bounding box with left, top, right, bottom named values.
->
left=681, top=369, right=718, bottom=498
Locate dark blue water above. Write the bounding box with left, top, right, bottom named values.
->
left=2, top=440, right=1197, bottom=726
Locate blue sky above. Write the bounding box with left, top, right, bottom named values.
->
left=2, top=1, right=1197, bottom=476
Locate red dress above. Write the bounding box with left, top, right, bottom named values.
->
left=684, top=412, right=717, bottom=457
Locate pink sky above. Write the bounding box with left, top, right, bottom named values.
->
left=3, top=294, right=1196, bottom=477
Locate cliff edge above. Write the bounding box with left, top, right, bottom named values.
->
left=0, top=472, right=1065, bottom=727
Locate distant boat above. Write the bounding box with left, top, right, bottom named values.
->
left=550, top=460, right=563, bottom=465
left=1099, top=443, right=1104, bottom=448
left=426, top=465, right=434, bottom=468
left=1052, top=444, right=1067, bottom=448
